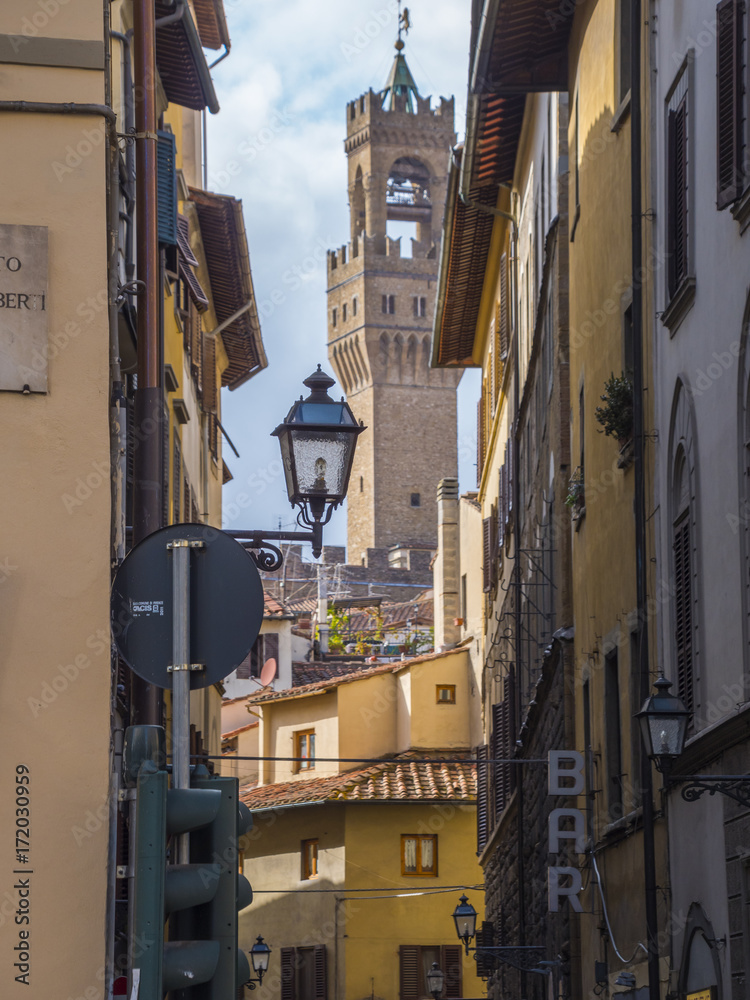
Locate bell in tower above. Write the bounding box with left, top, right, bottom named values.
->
left=326, top=18, right=461, bottom=571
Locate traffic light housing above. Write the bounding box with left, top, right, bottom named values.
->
left=126, top=727, right=253, bottom=998
left=131, top=760, right=224, bottom=996
left=188, top=773, right=254, bottom=998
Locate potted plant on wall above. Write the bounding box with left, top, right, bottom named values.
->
left=565, top=467, right=585, bottom=521
left=595, top=371, right=634, bottom=467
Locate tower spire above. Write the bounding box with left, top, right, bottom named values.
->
left=382, top=4, right=419, bottom=112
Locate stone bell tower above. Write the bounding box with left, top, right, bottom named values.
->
left=326, top=35, right=460, bottom=569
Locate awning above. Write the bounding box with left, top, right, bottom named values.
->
left=155, top=1, right=220, bottom=114
left=431, top=0, right=570, bottom=367
left=192, top=0, right=230, bottom=50
left=189, top=188, right=267, bottom=389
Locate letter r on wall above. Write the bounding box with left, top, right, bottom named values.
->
left=548, top=866, right=583, bottom=912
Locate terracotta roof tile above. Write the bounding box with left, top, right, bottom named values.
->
left=292, top=661, right=374, bottom=686
left=240, top=751, right=477, bottom=810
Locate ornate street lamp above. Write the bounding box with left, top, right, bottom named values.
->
left=228, top=366, right=365, bottom=568
left=272, top=366, right=364, bottom=544
left=452, top=895, right=478, bottom=954
left=426, top=963, right=444, bottom=1000
left=636, top=675, right=690, bottom=773
left=244, top=935, right=272, bottom=990
left=638, top=676, right=750, bottom=807
left=450, top=895, right=549, bottom=975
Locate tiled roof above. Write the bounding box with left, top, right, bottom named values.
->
left=240, top=751, right=476, bottom=810
left=292, top=661, right=377, bottom=687
left=222, top=721, right=258, bottom=739
left=248, top=646, right=469, bottom=705
left=247, top=662, right=398, bottom=704
left=347, top=596, right=433, bottom=634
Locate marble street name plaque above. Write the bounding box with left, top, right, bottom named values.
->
left=0, top=224, right=49, bottom=393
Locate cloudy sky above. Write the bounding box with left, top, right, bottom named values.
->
left=208, top=0, right=480, bottom=551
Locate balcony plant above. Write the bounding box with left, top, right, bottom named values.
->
left=595, top=371, right=634, bottom=444
left=565, top=467, right=585, bottom=518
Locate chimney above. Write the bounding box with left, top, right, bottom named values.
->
left=433, top=478, right=460, bottom=649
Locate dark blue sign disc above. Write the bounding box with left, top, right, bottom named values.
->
left=111, top=524, right=263, bottom=689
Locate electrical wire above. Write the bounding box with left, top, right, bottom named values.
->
left=251, top=884, right=483, bottom=895
left=193, top=754, right=548, bottom=764
left=590, top=850, right=647, bottom=964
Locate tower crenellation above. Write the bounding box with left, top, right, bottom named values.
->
left=327, top=37, right=461, bottom=569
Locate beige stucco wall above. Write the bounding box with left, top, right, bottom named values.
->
left=261, top=691, right=339, bottom=785
left=0, top=2, right=111, bottom=996
left=338, top=672, right=398, bottom=761
left=398, top=651, right=472, bottom=750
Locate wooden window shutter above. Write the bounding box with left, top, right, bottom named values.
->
left=281, top=948, right=296, bottom=1000
left=491, top=700, right=506, bottom=820
left=264, top=633, right=280, bottom=665
left=477, top=391, right=486, bottom=486
left=399, top=945, right=420, bottom=1000
left=476, top=745, right=489, bottom=853
left=482, top=517, right=493, bottom=593
left=505, top=666, right=517, bottom=797
left=673, top=516, right=694, bottom=717
left=125, top=395, right=135, bottom=531
left=202, top=334, right=217, bottom=414
left=183, top=474, right=190, bottom=525
left=190, top=305, right=203, bottom=398
left=314, top=944, right=327, bottom=1000
left=156, top=130, right=177, bottom=246
left=172, top=429, right=181, bottom=525
left=668, top=98, right=689, bottom=296
left=441, top=945, right=463, bottom=999
left=474, top=922, right=495, bottom=978
left=161, top=401, right=170, bottom=527
left=717, top=0, right=744, bottom=208
left=499, top=252, right=509, bottom=358
left=498, top=465, right=506, bottom=548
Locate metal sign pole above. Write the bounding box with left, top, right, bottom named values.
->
left=170, top=538, right=192, bottom=865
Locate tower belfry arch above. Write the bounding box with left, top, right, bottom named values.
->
left=327, top=26, right=460, bottom=569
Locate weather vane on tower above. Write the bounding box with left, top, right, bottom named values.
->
left=396, top=1, right=410, bottom=50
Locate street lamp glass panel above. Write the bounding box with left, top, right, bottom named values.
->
left=250, top=936, right=271, bottom=974
left=452, top=895, right=477, bottom=943
left=640, top=714, right=685, bottom=759
left=288, top=430, right=352, bottom=500
left=426, top=963, right=444, bottom=998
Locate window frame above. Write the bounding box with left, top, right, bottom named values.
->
left=401, top=834, right=438, bottom=876
left=302, top=839, right=319, bottom=880
left=663, top=52, right=697, bottom=329
left=294, top=729, right=316, bottom=772
left=716, top=0, right=745, bottom=209
left=436, top=684, right=456, bottom=704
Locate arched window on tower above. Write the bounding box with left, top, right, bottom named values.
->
left=386, top=156, right=432, bottom=252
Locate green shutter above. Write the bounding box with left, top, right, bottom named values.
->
left=156, top=130, right=178, bottom=246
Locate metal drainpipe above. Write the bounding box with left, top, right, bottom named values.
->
left=110, top=30, right=135, bottom=286
left=132, top=0, right=164, bottom=726
left=630, top=1, right=660, bottom=998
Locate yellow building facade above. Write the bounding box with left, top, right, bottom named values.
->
left=0, top=1, right=265, bottom=995
left=238, top=651, right=484, bottom=1000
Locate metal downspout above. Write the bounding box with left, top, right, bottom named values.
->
left=630, top=2, right=660, bottom=998
left=132, top=0, right=164, bottom=726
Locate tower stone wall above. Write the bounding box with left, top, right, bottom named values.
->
left=327, top=57, right=460, bottom=567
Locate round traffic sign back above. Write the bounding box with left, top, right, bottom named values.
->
left=111, top=525, right=264, bottom=689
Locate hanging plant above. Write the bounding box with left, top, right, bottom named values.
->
left=595, top=372, right=634, bottom=443
left=565, top=467, right=585, bottom=512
